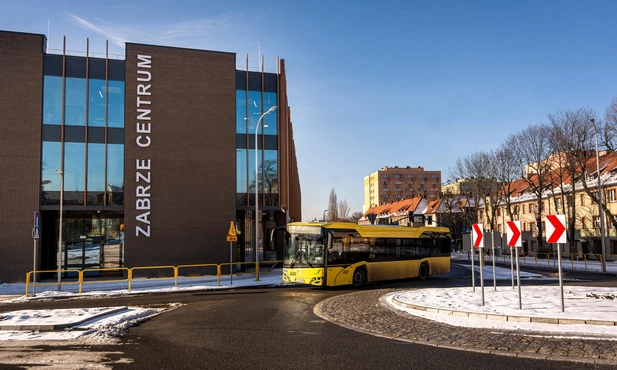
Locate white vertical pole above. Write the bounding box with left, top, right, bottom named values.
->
left=557, top=243, right=565, bottom=312
left=510, top=245, right=514, bottom=289
left=491, top=232, right=496, bottom=291
left=479, top=244, right=485, bottom=306
left=515, top=246, right=521, bottom=309
left=471, top=236, right=475, bottom=292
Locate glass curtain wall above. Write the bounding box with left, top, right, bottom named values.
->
left=41, top=54, right=125, bottom=272
left=236, top=86, right=278, bottom=205
left=236, top=70, right=279, bottom=265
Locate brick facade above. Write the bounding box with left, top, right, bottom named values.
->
left=124, top=43, right=237, bottom=267
left=0, top=32, right=45, bottom=282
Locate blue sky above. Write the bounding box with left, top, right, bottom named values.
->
left=3, top=0, right=617, bottom=221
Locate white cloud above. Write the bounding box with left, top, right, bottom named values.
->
left=65, top=12, right=259, bottom=51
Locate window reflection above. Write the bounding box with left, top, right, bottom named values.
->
left=64, top=142, right=86, bottom=191
left=263, top=92, right=277, bottom=134
left=89, top=79, right=106, bottom=127
left=56, top=212, right=125, bottom=270
left=108, top=80, right=125, bottom=128
left=42, top=141, right=61, bottom=191
left=236, top=90, right=247, bottom=133
left=44, top=77, right=124, bottom=128
left=236, top=149, right=278, bottom=197
left=65, top=78, right=86, bottom=126
left=88, top=143, right=105, bottom=191
left=43, top=76, right=62, bottom=124
left=107, top=144, right=124, bottom=205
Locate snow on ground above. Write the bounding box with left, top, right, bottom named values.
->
left=381, top=254, right=617, bottom=338
left=384, top=286, right=617, bottom=339
left=0, top=305, right=177, bottom=341
left=0, top=272, right=285, bottom=342
left=1, top=257, right=617, bottom=342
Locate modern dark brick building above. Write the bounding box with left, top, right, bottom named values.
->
left=0, top=30, right=301, bottom=282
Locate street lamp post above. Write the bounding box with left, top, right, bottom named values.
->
left=590, top=118, right=607, bottom=272
left=255, top=106, right=277, bottom=268
left=323, top=210, right=328, bottom=222
left=55, top=169, right=64, bottom=291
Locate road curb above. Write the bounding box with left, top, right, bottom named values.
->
left=389, top=295, right=617, bottom=327
left=0, top=306, right=128, bottom=331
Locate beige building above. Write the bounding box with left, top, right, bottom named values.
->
left=442, top=178, right=474, bottom=195
left=363, top=166, right=441, bottom=212
left=489, top=151, right=617, bottom=258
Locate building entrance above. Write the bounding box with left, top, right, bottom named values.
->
left=40, top=210, right=124, bottom=277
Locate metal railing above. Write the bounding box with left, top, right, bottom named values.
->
left=25, top=260, right=283, bottom=297
left=494, top=253, right=617, bottom=270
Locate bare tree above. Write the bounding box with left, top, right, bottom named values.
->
left=495, top=136, right=522, bottom=223
left=449, top=151, right=494, bottom=231
left=513, top=123, right=552, bottom=252
left=338, top=199, right=350, bottom=221
left=349, top=211, right=363, bottom=223
left=483, top=150, right=508, bottom=232
left=438, top=189, right=466, bottom=239
left=602, top=97, right=617, bottom=152
left=548, top=108, right=594, bottom=246
left=327, top=188, right=338, bottom=222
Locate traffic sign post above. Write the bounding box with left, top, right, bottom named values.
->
left=472, top=223, right=484, bottom=305
left=489, top=232, right=499, bottom=291
left=506, top=220, right=522, bottom=309
left=227, top=222, right=237, bottom=285
left=546, top=214, right=567, bottom=312
left=32, top=211, right=40, bottom=297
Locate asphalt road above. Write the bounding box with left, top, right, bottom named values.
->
left=1, top=265, right=617, bottom=369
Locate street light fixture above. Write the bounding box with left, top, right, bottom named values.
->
left=55, top=169, right=64, bottom=291
left=590, top=118, right=607, bottom=272
left=255, top=105, right=277, bottom=269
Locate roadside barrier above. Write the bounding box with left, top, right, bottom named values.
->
left=25, top=260, right=283, bottom=297
left=496, top=252, right=617, bottom=270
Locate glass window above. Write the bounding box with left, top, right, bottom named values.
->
left=65, top=78, right=86, bottom=126
left=609, top=189, right=616, bottom=203
left=43, top=76, right=62, bottom=125
left=108, top=80, right=125, bottom=128
left=263, top=92, right=277, bottom=135
left=247, top=90, right=263, bottom=133
left=236, top=148, right=248, bottom=192
left=89, top=79, right=106, bottom=127
left=236, top=90, right=248, bottom=134
left=107, top=144, right=124, bottom=191
left=237, top=149, right=277, bottom=194
left=42, top=141, right=62, bottom=191
left=64, top=142, right=86, bottom=191
left=262, top=150, right=278, bottom=194
left=237, top=90, right=277, bottom=135
left=87, top=143, right=105, bottom=191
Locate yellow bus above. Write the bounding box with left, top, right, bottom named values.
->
left=279, top=222, right=451, bottom=287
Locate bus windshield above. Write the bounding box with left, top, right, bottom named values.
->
left=284, top=227, right=325, bottom=268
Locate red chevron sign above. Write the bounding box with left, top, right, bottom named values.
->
left=546, top=214, right=566, bottom=244
left=506, top=220, right=521, bottom=247
left=472, top=223, right=483, bottom=248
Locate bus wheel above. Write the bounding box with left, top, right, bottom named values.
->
left=419, top=263, right=429, bottom=280
left=352, top=268, right=366, bottom=287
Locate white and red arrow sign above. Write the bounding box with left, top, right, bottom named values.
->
left=506, top=220, right=522, bottom=247
left=546, top=214, right=567, bottom=244
left=472, top=223, right=484, bottom=248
